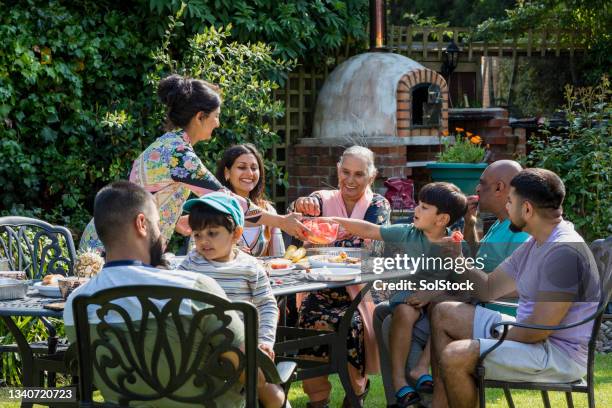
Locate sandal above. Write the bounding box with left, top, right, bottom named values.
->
left=395, top=385, right=420, bottom=407
left=415, top=374, right=434, bottom=394
left=341, top=379, right=371, bottom=408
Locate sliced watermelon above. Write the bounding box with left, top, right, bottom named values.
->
left=303, top=219, right=338, bottom=244
left=451, top=230, right=464, bottom=243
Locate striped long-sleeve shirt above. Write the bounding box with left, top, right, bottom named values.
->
left=179, top=248, right=279, bottom=347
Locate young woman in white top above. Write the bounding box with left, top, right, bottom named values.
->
left=216, top=144, right=285, bottom=257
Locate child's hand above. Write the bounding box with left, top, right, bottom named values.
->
left=259, top=343, right=275, bottom=361
left=440, top=236, right=463, bottom=258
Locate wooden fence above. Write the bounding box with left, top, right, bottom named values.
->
left=387, top=26, right=588, bottom=61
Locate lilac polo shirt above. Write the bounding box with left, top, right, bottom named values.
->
left=499, top=220, right=599, bottom=367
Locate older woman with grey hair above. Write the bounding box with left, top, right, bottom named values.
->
left=291, top=145, right=391, bottom=408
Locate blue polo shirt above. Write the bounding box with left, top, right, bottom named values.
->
left=477, top=218, right=530, bottom=316
left=477, top=218, right=530, bottom=273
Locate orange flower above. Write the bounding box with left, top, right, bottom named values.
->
left=455, top=127, right=464, bottom=133
left=470, top=136, right=482, bottom=144
left=466, top=131, right=473, bottom=137
left=441, top=130, right=449, bottom=136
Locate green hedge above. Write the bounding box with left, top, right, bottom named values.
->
left=1, top=1, right=161, bottom=232
left=0, top=1, right=312, bottom=237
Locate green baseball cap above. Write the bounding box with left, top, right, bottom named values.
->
left=183, top=192, right=244, bottom=227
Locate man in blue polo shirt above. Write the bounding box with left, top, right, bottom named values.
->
left=464, top=160, right=530, bottom=315
left=464, top=160, right=530, bottom=272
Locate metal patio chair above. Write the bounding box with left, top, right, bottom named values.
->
left=0, top=216, right=77, bottom=388
left=476, top=236, right=612, bottom=408
left=72, top=285, right=297, bottom=407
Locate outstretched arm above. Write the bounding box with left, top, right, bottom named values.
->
left=330, top=217, right=382, bottom=241
left=169, top=144, right=308, bottom=238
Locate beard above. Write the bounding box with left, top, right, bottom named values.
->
left=148, top=233, right=166, bottom=268
left=509, top=219, right=526, bottom=233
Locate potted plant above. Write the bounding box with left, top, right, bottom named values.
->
left=427, top=128, right=489, bottom=194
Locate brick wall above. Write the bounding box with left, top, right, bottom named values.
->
left=287, top=108, right=526, bottom=203
left=287, top=145, right=408, bottom=201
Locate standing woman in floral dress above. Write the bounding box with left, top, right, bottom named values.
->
left=80, top=74, right=305, bottom=255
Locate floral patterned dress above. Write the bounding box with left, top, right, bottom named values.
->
left=80, top=131, right=227, bottom=252
left=297, top=193, right=390, bottom=374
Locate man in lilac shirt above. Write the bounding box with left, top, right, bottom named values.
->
left=429, top=168, right=599, bottom=408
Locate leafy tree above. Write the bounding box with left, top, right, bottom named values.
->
left=388, top=0, right=517, bottom=27
left=475, top=0, right=611, bottom=84
left=146, top=0, right=370, bottom=61
left=0, top=1, right=291, bottom=234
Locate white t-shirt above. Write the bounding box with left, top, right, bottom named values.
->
left=63, top=260, right=245, bottom=407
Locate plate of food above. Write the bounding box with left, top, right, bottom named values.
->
left=33, top=274, right=64, bottom=297
left=308, top=251, right=361, bottom=269
left=266, top=258, right=297, bottom=276
left=302, top=267, right=361, bottom=282
left=276, top=245, right=309, bottom=269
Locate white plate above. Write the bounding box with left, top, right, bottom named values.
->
left=268, top=265, right=297, bottom=276
left=33, top=282, right=62, bottom=298
left=308, top=255, right=361, bottom=269
left=302, top=267, right=361, bottom=282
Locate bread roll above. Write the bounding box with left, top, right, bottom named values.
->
left=42, top=274, right=63, bottom=286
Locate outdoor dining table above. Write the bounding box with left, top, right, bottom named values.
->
left=267, top=266, right=416, bottom=408
left=0, top=284, right=65, bottom=400
left=0, top=262, right=416, bottom=407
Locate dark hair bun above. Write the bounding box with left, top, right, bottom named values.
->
left=157, top=74, right=221, bottom=130
left=158, top=74, right=188, bottom=108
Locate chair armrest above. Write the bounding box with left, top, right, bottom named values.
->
left=478, top=305, right=603, bottom=368
left=491, top=305, right=602, bottom=334
left=256, top=349, right=296, bottom=385
left=275, top=361, right=298, bottom=385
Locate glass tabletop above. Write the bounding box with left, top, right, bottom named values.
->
left=0, top=286, right=63, bottom=318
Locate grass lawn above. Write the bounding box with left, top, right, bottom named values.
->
left=287, top=353, right=612, bottom=408
left=1, top=354, right=610, bottom=407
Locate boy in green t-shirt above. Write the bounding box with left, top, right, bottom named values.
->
left=332, top=182, right=467, bottom=408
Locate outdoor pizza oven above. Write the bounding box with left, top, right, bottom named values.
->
left=312, top=52, right=449, bottom=142
left=287, top=1, right=450, bottom=202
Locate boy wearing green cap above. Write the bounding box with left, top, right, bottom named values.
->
left=179, top=192, right=285, bottom=408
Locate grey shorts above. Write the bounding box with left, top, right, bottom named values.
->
left=473, top=306, right=586, bottom=382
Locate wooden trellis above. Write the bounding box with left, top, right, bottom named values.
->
left=387, top=26, right=586, bottom=61
left=269, top=68, right=329, bottom=210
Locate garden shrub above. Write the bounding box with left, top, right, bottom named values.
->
left=0, top=0, right=294, bottom=385
left=525, top=76, right=611, bottom=242
left=0, top=0, right=159, bottom=232
left=0, top=1, right=293, bottom=238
